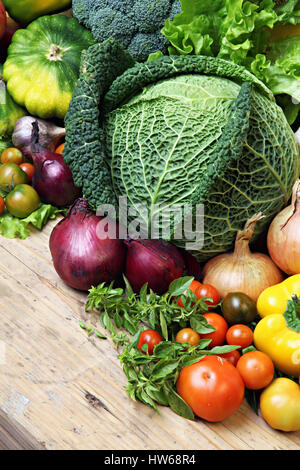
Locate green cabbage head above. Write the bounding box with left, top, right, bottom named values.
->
left=64, top=40, right=300, bottom=261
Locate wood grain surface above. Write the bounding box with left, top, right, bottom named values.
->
left=0, top=217, right=299, bottom=450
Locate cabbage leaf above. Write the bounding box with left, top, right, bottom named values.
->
left=64, top=42, right=300, bottom=261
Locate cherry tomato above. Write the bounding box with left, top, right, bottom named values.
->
left=19, top=163, right=34, bottom=183
left=5, top=184, right=40, bottom=218
left=0, top=195, right=5, bottom=215
left=176, top=328, right=201, bottom=347
left=176, top=355, right=245, bottom=422
left=200, top=313, right=228, bottom=349
left=196, top=284, right=221, bottom=308
left=177, top=280, right=202, bottom=307
left=1, top=147, right=23, bottom=165
left=137, top=329, right=163, bottom=355
left=218, top=349, right=241, bottom=367
left=222, top=292, right=257, bottom=325
left=236, top=351, right=275, bottom=390
left=55, top=143, right=65, bottom=155
left=226, top=324, right=254, bottom=349
left=0, top=162, right=28, bottom=192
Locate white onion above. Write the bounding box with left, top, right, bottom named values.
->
left=203, top=213, right=284, bottom=302
left=267, top=179, right=300, bottom=275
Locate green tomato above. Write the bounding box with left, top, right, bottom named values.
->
left=6, top=184, right=40, bottom=218
left=221, top=292, right=257, bottom=325
left=0, top=162, right=28, bottom=192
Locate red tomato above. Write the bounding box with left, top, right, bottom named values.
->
left=137, top=329, right=163, bottom=355
left=196, top=284, right=221, bottom=308
left=0, top=2, right=6, bottom=40
left=55, top=143, right=65, bottom=155
left=176, top=328, right=201, bottom=347
left=176, top=355, right=245, bottom=422
left=200, top=313, right=228, bottom=349
left=19, top=163, right=34, bottom=183
left=218, top=349, right=241, bottom=367
left=226, top=324, right=253, bottom=349
left=177, top=280, right=202, bottom=307
left=0, top=195, right=5, bottom=215
left=236, top=351, right=275, bottom=390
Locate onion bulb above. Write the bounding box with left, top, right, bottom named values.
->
left=267, top=179, right=300, bottom=275
left=12, top=116, right=65, bottom=159
left=49, top=198, right=126, bottom=291
left=202, top=213, right=284, bottom=302
left=124, top=239, right=185, bottom=295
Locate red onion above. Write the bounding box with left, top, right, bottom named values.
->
left=124, top=239, right=185, bottom=294
left=31, top=121, right=80, bottom=207
left=179, top=249, right=202, bottom=281
left=49, top=198, right=126, bottom=291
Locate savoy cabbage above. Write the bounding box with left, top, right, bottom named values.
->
left=64, top=40, right=300, bottom=261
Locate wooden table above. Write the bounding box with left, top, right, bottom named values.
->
left=0, top=217, right=299, bottom=451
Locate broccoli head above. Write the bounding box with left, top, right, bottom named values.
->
left=72, top=0, right=181, bottom=62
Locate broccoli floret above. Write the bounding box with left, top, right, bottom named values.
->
left=72, top=0, right=181, bottom=62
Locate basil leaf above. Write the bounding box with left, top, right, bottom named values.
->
left=123, top=312, right=138, bottom=335
left=168, top=276, right=194, bottom=297
left=151, top=359, right=180, bottom=380
left=209, top=345, right=240, bottom=354
left=145, top=384, right=169, bottom=406
left=123, top=275, right=134, bottom=297
left=190, top=316, right=216, bottom=334
left=242, top=345, right=257, bottom=355
left=94, top=328, right=107, bottom=339
left=139, top=283, right=148, bottom=302
left=113, top=311, right=123, bottom=329
left=160, top=311, right=168, bottom=340
left=167, top=386, right=194, bottom=421
left=180, top=354, right=206, bottom=368
left=153, top=341, right=184, bottom=358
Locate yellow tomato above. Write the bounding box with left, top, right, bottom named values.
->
left=260, top=378, right=300, bottom=432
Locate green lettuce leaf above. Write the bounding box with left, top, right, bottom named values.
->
left=161, top=0, right=300, bottom=123
left=275, top=0, right=300, bottom=24
left=0, top=204, right=63, bottom=239
left=162, top=0, right=278, bottom=61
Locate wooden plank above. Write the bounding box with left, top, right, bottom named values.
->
left=0, top=409, right=45, bottom=450
left=0, top=218, right=299, bottom=450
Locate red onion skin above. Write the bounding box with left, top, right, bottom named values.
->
left=124, top=239, right=185, bottom=295
left=179, top=249, right=202, bottom=281
left=49, top=199, right=126, bottom=291
left=32, top=148, right=81, bottom=207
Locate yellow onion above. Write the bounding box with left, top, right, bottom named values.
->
left=202, top=213, right=284, bottom=302
left=267, top=179, right=300, bottom=275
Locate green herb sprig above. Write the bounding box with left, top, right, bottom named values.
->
left=84, top=276, right=239, bottom=419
